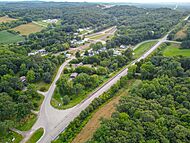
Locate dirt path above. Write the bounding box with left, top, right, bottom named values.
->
left=72, top=89, right=127, bottom=143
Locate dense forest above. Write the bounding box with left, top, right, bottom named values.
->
left=0, top=45, right=65, bottom=137
left=0, top=1, right=189, bottom=141
left=88, top=54, right=190, bottom=143
left=106, top=6, right=183, bottom=47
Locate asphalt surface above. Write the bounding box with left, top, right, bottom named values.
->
left=22, top=15, right=189, bottom=143
left=34, top=32, right=168, bottom=143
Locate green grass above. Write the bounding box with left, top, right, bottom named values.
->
left=86, top=33, right=107, bottom=40
left=163, top=43, right=190, bottom=57
left=0, top=30, right=24, bottom=44
left=16, top=114, right=37, bottom=131
left=79, top=30, right=88, bottom=35
left=51, top=66, right=128, bottom=110
left=0, top=131, right=23, bottom=143
left=34, top=21, right=49, bottom=27
left=51, top=88, right=94, bottom=109
left=36, top=81, right=51, bottom=92
left=134, top=41, right=158, bottom=58
left=26, top=128, right=44, bottom=143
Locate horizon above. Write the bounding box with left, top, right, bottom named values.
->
left=0, top=0, right=190, bottom=4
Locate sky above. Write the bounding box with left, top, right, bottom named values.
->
left=0, top=0, right=189, bottom=3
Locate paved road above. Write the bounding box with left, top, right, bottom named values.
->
left=22, top=15, right=189, bottom=143
left=35, top=32, right=168, bottom=143
left=21, top=27, right=117, bottom=143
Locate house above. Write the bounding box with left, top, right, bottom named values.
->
left=70, top=73, right=78, bottom=79
left=120, top=45, right=127, bottom=49
left=72, top=63, right=83, bottom=68
left=28, top=49, right=47, bottom=56
left=113, top=50, right=121, bottom=56
left=42, top=19, right=58, bottom=24
left=20, top=76, right=26, bottom=83
left=66, top=54, right=71, bottom=58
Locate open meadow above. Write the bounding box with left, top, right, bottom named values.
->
left=0, top=16, right=17, bottom=23
left=163, top=43, right=190, bottom=57
left=11, top=22, right=43, bottom=36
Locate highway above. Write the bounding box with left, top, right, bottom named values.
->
left=37, top=32, right=168, bottom=143
left=21, top=14, right=189, bottom=143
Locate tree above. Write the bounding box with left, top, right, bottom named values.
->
left=140, top=62, right=155, bottom=80
left=76, top=51, right=80, bottom=58
left=84, top=50, right=89, bottom=56
left=96, top=67, right=108, bottom=75
left=62, top=95, right=70, bottom=105
left=27, top=70, right=35, bottom=83
left=43, top=72, right=52, bottom=83
left=20, top=63, right=27, bottom=76
left=124, top=48, right=133, bottom=60
left=127, top=65, right=137, bottom=79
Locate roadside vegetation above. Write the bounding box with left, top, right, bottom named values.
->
left=53, top=75, right=129, bottom=143
left=72, top=80, right=141, bottom=143
left=0, top=1, right=188, bottom=142
left=133, top=41, right=158, bottom=58
left=0, top=131, right=23, bottom=143
left=26, top=128, right=44, bottom=143
left=51, top=42, right=133, bottom=109
left=88, top=52, right=190, bottom=143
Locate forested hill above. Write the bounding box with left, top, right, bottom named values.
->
left=89, top=55, right=190, bottom=143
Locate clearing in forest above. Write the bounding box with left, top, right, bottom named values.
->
left=11, top=22, right=43, bottom=36
left=0, top=16, right=17, bottom=23
left=163, top=43, right=190, bottom=57
left=0, top=30, right=24, bottom=44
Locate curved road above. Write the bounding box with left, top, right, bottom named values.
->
left=21, top=15, right=189, bottom=143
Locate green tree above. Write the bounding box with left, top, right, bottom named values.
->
left=27, top=70, right=35, bottom=83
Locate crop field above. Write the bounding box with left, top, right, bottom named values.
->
left=0, top=16, right=17, bottom=23
left=0, top=30, right=24, bottom=44
left=12, top=22, right=43, bottom=36
left=163, top=43, right=190, bottom=57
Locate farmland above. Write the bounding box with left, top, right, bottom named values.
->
left=0, top=30, right=24, bottom=44
left=0, top=16, right=17, bottom=23
left=163, top=43, right=190, bottom=57
left=11, top=22, right=43, bottom=35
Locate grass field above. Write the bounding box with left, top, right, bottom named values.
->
left=12, top=22, right=43, bottom=36
left=0, top=131, right=23, bottom=143
left=33, top=21, right=49, bottom=27
left=163, top=43, right=190, bottom=57
left=86, top=33, right=107, bottom=40
left=16, top=114, right=37, bottom=131
left=26, top=128, right=44, bottom=143
left=134, top=41, right=158, bottom=58
left=0, top=30, right=24, bottom=44
left=0, top=16, right=17, bottom=23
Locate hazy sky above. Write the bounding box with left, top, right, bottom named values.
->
left=0, top=0, right=189, bottom=3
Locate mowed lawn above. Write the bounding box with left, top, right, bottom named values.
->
left=163, top=43, right=190, bottom=57
left=0, top=16, right=17, bottom=23
left=0, top=30, right=24, bottom=44
left=133, top=41, right=158, bottom=58
left=12, top=22, right=43, bottom=36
